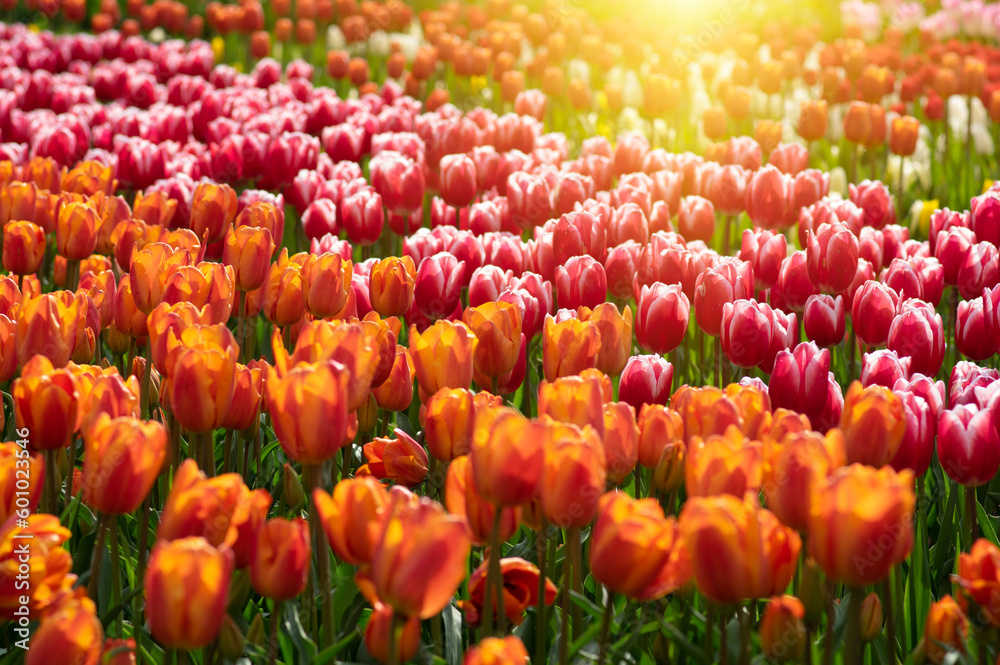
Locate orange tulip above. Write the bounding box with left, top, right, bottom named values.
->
left=78, top=264, right=116, bottom=331
left=542, top=315, right=601, bottom=382
left=0, top=441, right=44, bottom=523
left=158, top=459, right=272, bottom=552
left=725, top=382, right=772, bottom=441
left=366, top=496, right=471, bottom=619
left=301, top=252, right=353, bottom=319
left=364, top=601, right=421, bottom=665
left=360, top=431, right=429, bottom=487
left=463, top=301, right=522, bottom=382
left=313, top=477, right=389, bottom=565
left=146, top=302, right=212, bottom=375
left=160, top=262, right=236, bottom=325
left=797, top=99, right=828, bottom=142
left=840, top=381, right=905, bottom=467
left=132, top=190, right=178, bottom=228
left=410, top=320, right=478, bottom=397
left=61, top=160, right=116, bottom=196
left=672, top=385, right=743, bottom=442
left=602, top=402, right=639, bottom=485
left=636, top=404, right=684, bottom=469
left=266, top=360, right=351, bottom=464
left=590, top=492, right=691, bottom=600
left=808, top=464, right=914, bottom=587
left=578, top=303, right=632, bottom=377
left=370, top=256, right=415, bottom=317
left=422, top=388, right=476, bottom=462
left=145, top=536, right=235, bottom=650
left=129, top=242, right=192, bottom=314
left=680, top=495, right=801, bottom=603
left=889, top=115, right=920, bottom=157
left=760, top=595, right=807, bottom=662
left=463, top=636, right=530, bottom=665
left=221, top=363, right=263, bottom=431
left=13, top=357, right=79, bottom=451
left=235, top=201, right=283, bottom=251
left=22, top=156, right=60, bottom=192
left=0, top=514, right=74, bottom=619
left=77, top=370, right=141, bottom=435
left=461, top=557, right=556, bottom=627
left=16, top=293, right=81, bottom=368
left=537, top=374, right=605, bottom=439
left=684, top=425, right=763, bottom=499
left=25, top=587, right=103, bottom=665
left=373, top=346, right=413, bottom=412
left=189, top=181, right=237, bottom=243
left=0, top=181, right=36, bottom=226
left=99, top=638, right=136, bottom=665
left=540, top=420, right=606, bottom=529
left=0, top=314, right=15, bottom=384
left=953, top=539, right=1000, bottom=627
left=223, top=224, right=273, bottom=292
left=259, top=251, right=306, bottom=327
left=166, top=334, right=238, bottom=433
left=250, top=517, right=311, bottom=600
left=3, top=220, right=45, bottom=275
left=763, top=429, right=846, bottom=533
left=445, top=455, right=520, bottom=546
left=470, top=408, right=543, bottom=507
left=56, top=201, right=100, bottom=261
left=81, top=415, right=166, bottom=515
left=924, top=595, right=968, bottom=663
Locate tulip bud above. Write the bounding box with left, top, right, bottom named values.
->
left=282, top=463, right=305, bottom=511
left=924, top=595, right=969, bottom=664
left=760, top=596, right=807, bottom=662
left=798, top=558, right=826, bottom=627
left=246, top=613, right=265, bottom=647
left=859, top=592, right=882, bottom=643
left=218, top=614, right=245, bottom=661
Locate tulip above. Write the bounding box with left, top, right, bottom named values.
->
left=954, top=539, right=1000, bottom=627
left=680, top=495, right=800, bottom=603
left=803, top=294, right=845, bottom=347
left=541, top=314, right=601, bottom=382
left=538, top=375, right=605, bottom=439
left=924, top=595, right=969, bottom=664
left=371, top=152, right=425, bottom=216
left=222, top=363, right=264, bottom=432
left=685, top=426, right=763, bottom=498
left=0, top=441, right=44, bottom=523
left=420, top=388, right=476, bottom=462
left=840, top=381, right=906, bottom=467
left=888, top=299, right=945, bottom=377
left=540, top=421, right=606, bottom=529
left=13, top=357, right=79, bottom=451
left=462, top=557, right=556, bottom=627
left=166, top=333, right=237, bottom=433
left=445, top=455, right=520, bottom=546
left=25, top=588, right=103, bottom=665
left=364, top=601, right=421, bottom=665
left=360, top=430, right=429, bottom=487
left=470, top=408, right=542, bottom=506
left=798, top=100, right=828, bottom=141
left=373, top=347, right=413, bottom=413
left=300, top=252, right=353, bottom=319
left=145, top=537, right=235, bottom=650
left=889, top=116, right=920, bottom=156
left=189, top=181, right=238, bottom=243
left=410, top=320, right=478, bottom=397
left=341, top=189, right=384, bottom=247
left=806, top=221, right=859, bottom=294
left=56, top=202, right=99, bottom=262
left=763, top=429, right=846, bottom=533
left=223, top=225, right=273, bottom=292
left=888, top=391, right=935, bottom=476
left=767, top=342, right=832, bottom=424
left=370, top=256, right=415, bottom=318
left=555, top=255, right=607, bottom=310
left=575, top=303, right=632, bottom=377
left=0, top=515, right=74, bottom=620
left=861, top=349, right=911, bottom=389
left=677, top=196, right=716, bottom=243
left=413, top=252, right=466, bottom=321
left=367, top=495, right=471, bottom=619
left=311, top=477, right=387, bottom=566
left=760, top=596, right=807, bottom=662
left=740, top=228, right=787, bottom=291
left=635, top=282, right=689, bottom=355
left=15, top=293, right=78, bottom=369
left=266, top=361, right=351, bottom=465
left=720, top=299, right=775, bottom=369
left=3, top=220, right=45, bottom=275
left=938, top=405, right=1000, bottom=487
left=935, top=227, right=976, bottom=288
left=250, top=518, right=310, bottom=600
left=462, top=302, right=522, bottom=383
left=958, top=241, right=999, bottom=302
left=694, top=259, right=755, bottom=338
left=808, top=464, right=914, bottom=587
left=957, top=297, right=995, bottom=361
left=745, top=165, right=794, bottom=230
left=463, top=636, right=529, bottom=665
left=0, top=315, right=16, bottom=385
left=440, top=154, right=478, bottom=209
left=618, top=355, right=674, bottom=411
left=129, top=243, right=192, bottom=314
left=851, top=281, right=899, bottom=348
left=971, top=189, right=1000, bottom=248
left=81, top=416, right=166, bottom=515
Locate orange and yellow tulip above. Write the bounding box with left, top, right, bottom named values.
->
left=2, top=220, right=45, bottom=276
left=410, top=320, right=478, bottom=398
left=461, top=557, right=556, bottom=627
left=760, top=595, right=807, bottom=662
left=146, top=302, right=212, bottom=375
left=189, top=181, right=238, bottom=243
left=221, top=363, right=263, bottom=432
left=370, top=256, right=415, bottom=317
left=56, top=202, right=100, bottom=261
left=13, top=357, right=79, bottom=451
left=684, top=425, right=763, bottom=499
left=258, top=252, right=305, bottom=328
left=16, top=293, right=81, bottom=368
left=840, top=381, right=906, bottom=467
left=601, top=403, right=639, bottom=485
left=924, top=595, right=968, bottom=663
left=0, top=514, right=74, bottom=619
left=422, top=388, right=476, bottom=462
left=680, top=495, right=801, bottom=603
left=537, top=374, right=605, bottom=439
left=132, top=190, right=178, bottom=228
left=541, top=314, right=601, bottom=382
left=540, top=421, right=606, bottom=529
left=60, top=160, right=116, bottom=197
left=301, top=252, right=353, bottom=319
left=763, top=429, right=846, bottom=533
left=672, top=385, right=743, bottom=443
left=808, top=464, right=914, bottom=587
left=223, top=224, right=274, bottom=292
left=445, top=455, right=520, bottom=546
left=25, top=587, right=103, bottom=665
left=81, top=415, right=166, bottom=515
left=360, top=431, right=429, bottom=488
left=160, top=262, right=236, bottom=325
left=470, top=408, right=542, bottom=507
left=462, top=636, right=530, bottom=665
left=590, top=492, right=691, bottom=601
left=250, top=517, right=311, bottom=600
left=166, top=338, right=237, bottom=434
left=364, top=601, right=421, bottom=665
left=636, top=404, right=684, bottom=469
left=266, top=360, right=351, bottom=464
left=129, top=242, right=192, bottom=314
left=578, top=303, right=633, bottom=377
left=145, top=536, right=235, bottom=650
left=954, top=539, right=1000, bottom=628
left=313, top=477, right=389, bottom=565
left=462, top=301, right=522, bottom=382
left=372, top=346, right=413, bottom=412
left=0, top=441, right=44, bottom=523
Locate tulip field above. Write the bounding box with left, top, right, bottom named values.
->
left=12, top=1, right=1000, bottom=665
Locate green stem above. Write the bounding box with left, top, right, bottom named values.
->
left=719, top=610, right=729, bottom=665
left=559, top=540, right=572, bottom=665
left=269, top=600, right=281, bottom=665
left=966, top=485, right=978, bottom=550
left=223, top=430, right=233, bottom=475
left=482, top=508, right=501, bottom=637
left=306, top=465, right=335, bottom=648
left=140, top=343, right=152, bottom=419
left=705, top=604, right=715, bottom=662
left=846, top=588, right=864, bottom=665
left=88, top=512, right=110, bottom=603
left=43, top=448, right=59, bottom=515
left=536, top=524, right=549, bottom=665
left=63, top=440, right=76, bottom=511
left=110, top=517, right=122, bottom=636
left=135, top=495, right=150, bottom=656
left=883, top=575, right=896, bottom=665
left=598, top=592, right=615, bottom=665
left=569, top=527, right=582, bottom=640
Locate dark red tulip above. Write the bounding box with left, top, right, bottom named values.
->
left=555, top=255, right=607, bottom=310
left=937, top=404, right=1000, bottom=487
left=893, top=374, right=946, bottom=422
left=852, top=281, right=899, bottom=347
left=957, top=297, right=994, bottom=361
left=888, top=299, right=945, bottom=377
left=861, top=349, right=911, bottom=388
left=806, top=221, right=860, bottom=294
left=413, top=252, right=466, bottom=321
left=720, top=299, right=774, bottom=369
left=843, top=258, right=875, bottom=313
left=803, top=294, right=845, bottom=347
left=739, top=229, right=787, bottom=290
left=618, top=355, right=674, bottom=411
left=693, top=258, right=754, bottom=338
left=635, top=282, right=689, bottom=355
left=768, top=341, right=832, bottom=423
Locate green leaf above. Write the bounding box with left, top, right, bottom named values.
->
left=977, top=502, right=1000, bottom=547
left=569, top=590, right=603, bottom=620
left=931, top=481, right=961, bottom=588
left=282, top=600, right=318, bottom=664
left=442, top=602, right=463, bottom=665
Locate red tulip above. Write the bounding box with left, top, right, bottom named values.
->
left=959, top=242, right=1000, bottom=301
left=720, top=299, right=774, bottom=369
left=413, top=252, right=466, bottom=321
left=861, top=349, right=911, bottom=389
left=745, top=165, right=794, bottom=230
left=937, top=405, right=1000, bottom=487
left=768, top=342, right=833, bottom=424
left=806, top=221, right=859, bottom=294
left=677, top=196, right=715, bottom=243
left=958, top=297, right=995, bottom=361
left=371, top=152, right=425, bottom=216
left=888, top=299, right=945, bottom=377
left=889, top=391, right=935, bottom=477
left=340, top=189, right=384, bottom=247
left=635, top=282, right=689, bottom=355
left=803, top=294, right=845, bottom=347
left=739, top=229, right=787, bottom=290
left=618, top=355, right=674, bottom=411
left=694, top=258, right=754, bottom=338
left=555, top=255, right=607, bottom=310
left=440, top=154, right=478, bottom=208
left=851, top=281, right=899, bottom=348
